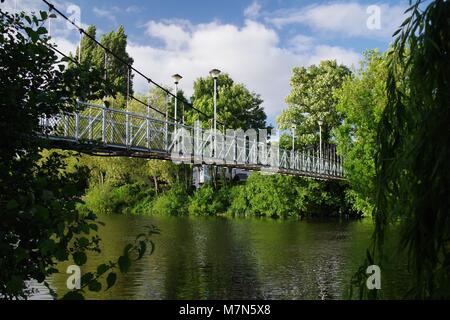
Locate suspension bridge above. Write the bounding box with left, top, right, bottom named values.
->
left=39, top=101, right=344, bottom=181
left=26, top=0, right=345, bottom=180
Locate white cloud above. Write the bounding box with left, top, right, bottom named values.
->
left=288, top=34, right=315, bottom=53
left=307, top=45, right=360, bottom=66
left=1, top=1, right=362, bottom=126
left=92, top=6, right=117, bottom=22
left=125, top=5, right=140, bottom=14
left=146, top=20, right=192, bottom=50
left=244, top=1, right=262, bottom=19
left=128, top=20, right=360, bottom=124
left=267, top=2, right=407, bottom=39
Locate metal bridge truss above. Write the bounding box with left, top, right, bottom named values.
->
left=39, top=102, right=344, bottom=180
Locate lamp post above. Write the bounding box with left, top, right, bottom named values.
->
left=291, top=124, right=296, bottom=153
left=318, top=120, right=323, bottom=172
left=209, top=68, right=221, bottom=156
left=171, top=74, right=183, bottom=124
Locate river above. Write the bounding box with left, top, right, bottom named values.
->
left=30, top=214, right=409, bottom=300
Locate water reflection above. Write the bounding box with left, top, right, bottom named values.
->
left=31, top=215, right=406, bottom=300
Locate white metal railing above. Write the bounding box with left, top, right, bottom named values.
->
left=39, top=102, right=344, bottom=179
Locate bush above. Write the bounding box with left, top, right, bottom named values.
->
left=150, top=184, right=188, bottom=216
left=131, top=196, right=154, bottom=215
left=83, top=182, right=152, bottom=215
left=228, top=185, right=248, bottom=216
left=188, top=184, right=229, bottom=216
left=227, top=173, right=355, bottom=218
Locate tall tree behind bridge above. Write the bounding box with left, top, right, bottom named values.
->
left=71, top=25, right=134, bottom=101
left=186, top=73, right=267, bottom=130
left=277, top=60, right=351, bottom=149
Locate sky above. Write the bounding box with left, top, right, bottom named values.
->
left=2, top=0, right=409, bottom=126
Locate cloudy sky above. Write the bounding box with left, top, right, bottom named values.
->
left=2, top=0, right=409, bottom=125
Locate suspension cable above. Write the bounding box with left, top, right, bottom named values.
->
left=40, top=0, right=227, bottom=125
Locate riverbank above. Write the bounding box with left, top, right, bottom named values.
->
left=79, top=172, right=361, bottom=219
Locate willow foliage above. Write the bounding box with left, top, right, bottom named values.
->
left=352, top=0, right=450, bottom=299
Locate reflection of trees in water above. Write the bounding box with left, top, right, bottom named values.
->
left=33, top=216, right=386, bottom=300
left=309, top=223, right=352, bottom=300
left=162, top=216, right=203, bottom=299
left=248, top=220, right=352, bottom=299
left=200, top=217, right=261, bottom=299
left=162, top=217, right=261, bottom=299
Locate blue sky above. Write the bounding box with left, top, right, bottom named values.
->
left=3, top=0, right=410, bottom=126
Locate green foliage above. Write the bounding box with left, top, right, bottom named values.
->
left=187, top=73, right=267, bottom=130
left=150, top=184, right=189, bottom=216
left=0, top=9, right=158, bottom=300
left=334, top=50, right=388, bottom=216
left=70, top=25, right=134, bottom=100
left=228, top=173, right=353, bottom=219
left=0, top=9, right=105, bottom=299
left=62, top=224, right=160, bottom=300
left=352, top=0, right=450, bottom=299
left=188, top=184, right=229, bottom=216
left=83, top=182, right=153, bottom=215
left=277, top=60, right=351, bottom=148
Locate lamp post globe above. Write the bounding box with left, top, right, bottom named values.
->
left=171, top=74, right=182, bottom=123
left=209, top=69, right=221, bottom=156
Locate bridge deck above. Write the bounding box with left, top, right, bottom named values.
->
left=40, top=102, right=345, bottom=181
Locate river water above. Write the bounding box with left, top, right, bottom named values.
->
left=30, top=214, right=409, bottom=300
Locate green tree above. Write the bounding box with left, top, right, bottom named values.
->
left=71, top=25, right=97, bottom=66
left=94, top=26, right=134, bottom=99
left=71, top=25, right=134, bottom=100
left=277, top=60, right=351, bottom=148
left=0, top=9, right=155, bottom=299
left=352, top=0, right=450, bottom=299
left=187, top=73, right=267, bottom=130
left=334, top=50, right=388, bottom=216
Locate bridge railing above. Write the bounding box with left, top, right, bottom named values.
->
left=39, top=102, right=344, bottom=178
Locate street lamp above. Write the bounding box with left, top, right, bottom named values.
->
left=171, top=74, right=183, bottom=124
left=317, top=120, right=323, bottom=172
left=291, top=124, right=296, bottom=153
left=209, top=68, right=221, bottom=156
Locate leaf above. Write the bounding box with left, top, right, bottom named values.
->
left=62, top=291, right=85, bottom=300
left=37, top=27, right=47, bottom=35
left=40, top=11, right=48, bottom=20
left=118, top=255, right=131, bottom=273
left=137, top=241, right=146, bottom=260
left=123, top=244, right=133, bottom=256
left=81, top=272, right=94, bottom=284
left=6, top=199, right=19, bottom=211
left=106, top=272, right=117, bottom=290
left=78, top=237, right=89, bottom=248
left=96, top=263, right=109, bottom=276
left=73, top=251, right=87, bottom=266
left=88, top=280, right=102, bottom=292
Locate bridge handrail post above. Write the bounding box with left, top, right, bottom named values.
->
left=75, top=111, right=79, bottom=141
left=102, top=108, right=106, bottom=143
left=125, top=113, right=129, bottom=148
left=146, top=116, right=150, bottom=149
left=233, top=131, right=237, bottom=163
left=64, top=114, right=68, bottom=137
left=164, top=112, right=168, bottom=151
left=88, top=108, right=92, bottom=140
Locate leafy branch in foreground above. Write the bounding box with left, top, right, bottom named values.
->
left=350, top=0, right=450, bottom=299
left=0, top=7, right=158, bottom=299
left=62, top=225, right=160, bottom=300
